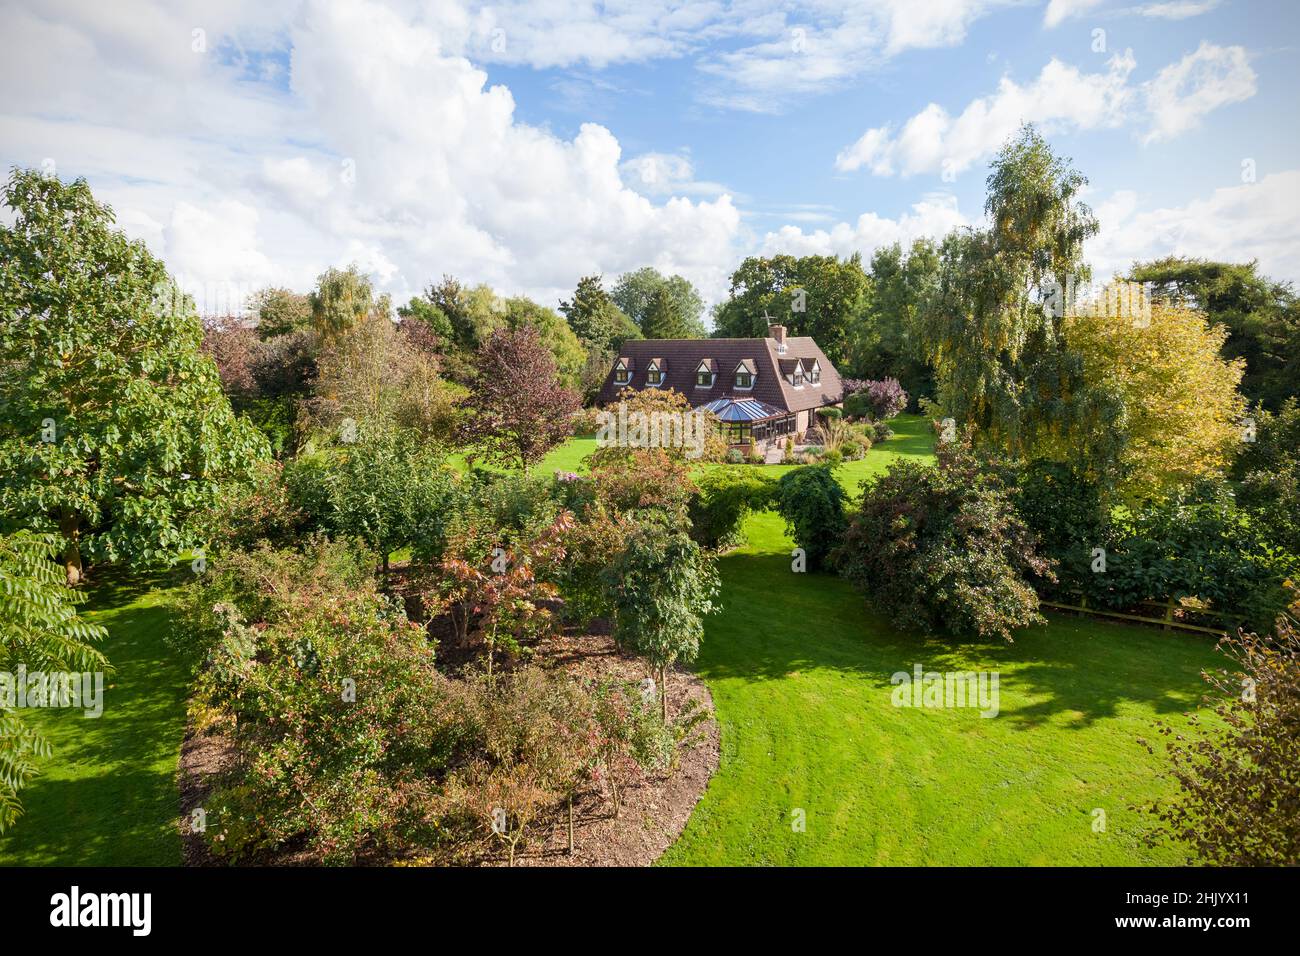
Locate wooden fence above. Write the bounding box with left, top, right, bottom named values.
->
left=1040, top=592, right=1230, bottom=637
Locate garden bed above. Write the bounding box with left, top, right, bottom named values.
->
left=177, top=629, right=718, bottom=868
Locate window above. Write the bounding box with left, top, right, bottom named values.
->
left=727, top=423, right=752, bottom=444
left=735, top=370, right=754, bottom=389
left=614, top=362, right=629, bottom=384
left=696, top=368, right=714, bottom=387
left=647, top=367, right=662, bottom=385
left=792, top=363, right=804, bottom=387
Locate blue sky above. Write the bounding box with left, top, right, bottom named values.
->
left=1, top=0, right=1297, bottom=318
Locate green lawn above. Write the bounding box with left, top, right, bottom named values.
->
left=0, top=567, right=189, bottom=866
left=659, top=416, right=1220, bottom=866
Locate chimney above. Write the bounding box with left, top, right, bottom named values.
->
left=768, top=323, right=786, bottom=344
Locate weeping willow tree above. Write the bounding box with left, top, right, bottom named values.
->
left=921, top=125, right=1118, bottom=469
left=0, top=532, right=109, bottom=831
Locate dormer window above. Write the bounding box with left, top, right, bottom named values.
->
left=734, top=361, right=755, bottom=390
left=792, top=362, right=804, bottom=387
left=809, top=360, right=821, bottom=384
left=695, top=360, right=716, bottom=387
left=646, top=358, right=665, bottom=387
left=613, top=358, right=630, bottom=385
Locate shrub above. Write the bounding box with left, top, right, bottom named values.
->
left=1234, top=399, right=1300, bottom=557
left=863, top=377, right=908, bottom=420
left=191, top=546, right=450, bottom=863
left=817, top=406, right=843, bottom=421
left=688, top=468, right=777, bottom=550
left=835, top=442, right=1053, bottom=641
left=842, top=391, right=872, bottom=420
left=871, top=421, right=894, bottom=442
left=774, top=465, right=847, bottom=572
left=1144, top=610, right=1300, bottom=865
left=589, top=446, right=696, bottom=516
left=1013, top=460, right=1108, bottom=596
left=604, top=510, right=719, bottom=719
left=1078, top=480, right=1296, bottom=634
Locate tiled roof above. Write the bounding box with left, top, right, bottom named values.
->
left=597, top=334, right=844, bottom=413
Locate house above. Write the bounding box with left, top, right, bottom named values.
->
left=597, top=323, right=843, bottom=450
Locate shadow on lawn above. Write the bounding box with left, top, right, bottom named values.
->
left=697, top=550, right=1215, bottom=729
left=0, top=565, right=189, bottom=866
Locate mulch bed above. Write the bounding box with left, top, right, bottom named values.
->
left=177, top=628, right=719, bottom=868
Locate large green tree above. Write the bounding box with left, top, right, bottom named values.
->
left=309, top=264, right=373, bottom=339
left=558, top=274, right=641, bottom=351
left=1129, top=256, right=1300, bottom=409
left=0, top=168, right=268, bottom=583
left=920, top=124, right=1101, bottom=456
left=611, top=267, right=706, bottom=338
left=249, top=286, right=312, bottom=340
left=712, top=253, right=870, bottom=365
left=641, top=286, right=693, bottom=339
left=850, top=239, right=940, bottom=397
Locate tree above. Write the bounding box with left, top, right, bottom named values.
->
left=851, top=239, right=939, bottom=399
left=559, top=275, right=641, bottom=352
left=396, top=294, right=454, bottom=346
left=416, top=275, right=503, bottom=355
left=611, top=267, right=706, bottom=338
left=642, top=286, right=692, bottom=339
left=309, top=264, right=373, bottom=339
left=459, top=326, right=580, bottom=473
left=1063, top=299, right=1246, bottom=497
left=249, top=286, right=312, bottom=340
left=318, top=426, right=458, bottom=575
left=1130, top=257, right=1300, bottom=410
left=307, top=311, right=460, bottom=445
left=0, top=169, right=268, bottom=583
left=0, top=531, right=109, bottom=831
left=500, top=295, right=588, bottom=389
left=920, top=125, right=1100, bottom=455
left=604, top=511, right=719, bottom=720
left=1235, top=399, right=1300, bottom=557
left=713, top=253, right=870, bottom=365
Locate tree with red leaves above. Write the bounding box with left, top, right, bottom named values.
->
left=459, top=326, right=580, bottom=473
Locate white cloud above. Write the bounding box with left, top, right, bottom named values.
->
left=0, top=0, right=744, bottom=311
left=758, top=193, right=970, bottom=259
left=695, top=0, right=1015, bottom=111
left=836, top=52, right=1137, bottom=177
left=1143, top=41, right=1256, bottom=144
left=1133, top=1, right=1220, bottom=19
left=620, top=152, right=730, bottom=198
left=1088, top=171, right=1300, bottom=282
left=836, top=42, right=1256, bottom=177
left=1043, top=0, right=1104, bottom=29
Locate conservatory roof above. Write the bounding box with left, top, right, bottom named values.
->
left=697, top=397, right=787, bottom=422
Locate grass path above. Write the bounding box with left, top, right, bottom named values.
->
left=0, top=568, right=189, bottom=866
